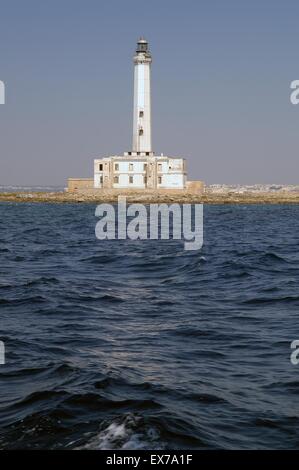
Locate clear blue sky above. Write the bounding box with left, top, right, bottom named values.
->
left=0, top=0, right=298, bottom=185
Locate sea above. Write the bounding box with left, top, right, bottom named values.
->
left=0, top=194, right=299, bottom=449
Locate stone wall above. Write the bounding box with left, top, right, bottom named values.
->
left=186, top=180, right=205, bottom=194
left=67, top=178, right=94, bottom=191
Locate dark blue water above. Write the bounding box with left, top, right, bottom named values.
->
left=0, top=203, right=299, bottom=449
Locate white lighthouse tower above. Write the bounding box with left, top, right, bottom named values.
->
left=92, top=38, right=190, bottom=191
left=132, top=38, right=152, bottom=153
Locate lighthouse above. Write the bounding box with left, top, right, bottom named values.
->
left=132, top=38, right=152, bottom=153
left=91, top=38, right=193, bottom=191
left=68, top=38, right=205, bottom=193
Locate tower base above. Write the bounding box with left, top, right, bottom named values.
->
left=93, top=153, right=187, bottom=190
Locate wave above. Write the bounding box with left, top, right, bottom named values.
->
left=259, top=252, right=290, bottom=264
left=185, top=392, right=226, bottom=404
left=77, top=414, right=163, bottom=450
left=81, top=255, right=116, bottom=264
left=242, top=295, right=299, bottom=305
left=0, top=295, right=47, bottom=305
left=24, top=277, right=60, bottom=287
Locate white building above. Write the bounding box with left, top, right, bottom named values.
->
left=94, top=38, right=187, bottom=190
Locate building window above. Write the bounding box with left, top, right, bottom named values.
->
left=139, top=128, right=143, bottom=136
left=146, top=152, right=149, bottom=156
left=114, top=176, right=119, bottom=184
left=129, top=163, right=134, bottom=171
left=114, top=163, right=119, bottom=171
left=158, top=164, right=162, bottom=171
left=139, top=110, right=144, bottom=117
left=158, top=176, right=162, bottom=184
left=144, top=176, right=147, bottom=184
left=100, top=176, right=103, bottom=184
left=99, top=164, right=103, bottom=171
left=129, top=176, right=134, bottom=184
left=143, top=163, right=147, bottom=171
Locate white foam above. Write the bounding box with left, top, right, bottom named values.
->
left=77, top=414, right=163, bottom=450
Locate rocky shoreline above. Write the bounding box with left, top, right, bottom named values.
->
left=1, top=191, right=299, bottom=204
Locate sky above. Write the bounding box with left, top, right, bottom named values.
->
left=0, top=0, right=299, bottom=186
